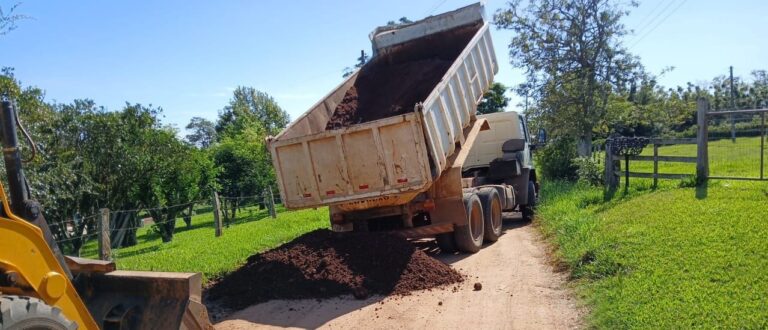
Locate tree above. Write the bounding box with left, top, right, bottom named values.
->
left=2, top=69, right=216, bottom=247
left=137, top=129, right=216, bottom=242
left=478, top=82, right=509, bottom=114
left=211, top=125, right=272, bottom=222
left=185, top=116, right=216, bottom=148
left=0, top=2, right=26, bottom=36
left=494, top=0, right=641, bottom=156
left=342, top=50, right=369, bottom=78
left=216, top=87, right=289, bottom=137
left=214, top=88, right=287, bottom=220
left=386, top=17, right=413, bottom=26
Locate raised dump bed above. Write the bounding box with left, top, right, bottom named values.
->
left=268, top=3, right=497, bottom=211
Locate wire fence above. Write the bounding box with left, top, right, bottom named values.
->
left=50, top=189, right=286, bottom=261
left=706, top=109, right=767, bottom=179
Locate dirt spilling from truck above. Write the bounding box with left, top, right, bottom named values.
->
left=325, top=58, right=453, bottom=129
left=323, top=23, right=482, bottom=130
left=205, top=229, right=463, bottom=310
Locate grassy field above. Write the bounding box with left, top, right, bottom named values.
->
left=628, top=135, right=766, bottom=178
left=80, top=205, right=328, bottom=282
left=537, top=136, right=768, bottom=328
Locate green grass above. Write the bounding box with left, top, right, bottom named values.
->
left=627, top=136, right=767, bottom=178
left=79, top=205, right=328, bottom=282
left=537, top=137, right=768, bottom=328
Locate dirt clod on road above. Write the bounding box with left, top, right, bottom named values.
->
left=205, top=229, right=463, bottom=310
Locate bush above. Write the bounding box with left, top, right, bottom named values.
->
left=537, top=137, right=578, bottom=181
left=574, top=157, right=603, bottom=186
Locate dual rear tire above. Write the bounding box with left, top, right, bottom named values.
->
left=453, top=193, right=485, bottom=253
left=437, top=189, right=504, bottom=254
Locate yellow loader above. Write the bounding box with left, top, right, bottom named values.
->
left=0, top=100, right=212, bottom=329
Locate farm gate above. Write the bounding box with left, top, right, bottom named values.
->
left=605, top=99, right=768, bottom=190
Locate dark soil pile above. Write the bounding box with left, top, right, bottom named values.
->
left=325, top=58, right=453, bottom=130
left=205, top=229, right=463, bottom=309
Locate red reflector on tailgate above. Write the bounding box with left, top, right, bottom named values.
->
left=303, top=193, right=312, bottom=198
left=359, top=184, right=369, bottom=190
left=397, top=178, right=408, bottom=183
left=326, top=190, right=335, bottom=195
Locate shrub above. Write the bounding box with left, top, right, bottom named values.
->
left=574, top=157, right=603, bottom=186
left=537, top=137, right=578, bottom=181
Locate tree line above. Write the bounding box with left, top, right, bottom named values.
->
left=0, top=68, right=288, bottom=253
left=493, top=0, right=767, bottom=181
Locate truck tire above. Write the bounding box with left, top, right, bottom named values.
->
left=435, top=233, right=456, bottom=253
left=454, top=193, right=484, bottom=253
left=478, top=188, right=503, bottom=242
left=0, top=295, right=77, bottom=330
left=522, top=180, right=537, bottom=222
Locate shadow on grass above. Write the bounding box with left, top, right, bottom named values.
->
left=112, top=245, right=163, bottom=259
left=696, top=181, right=709, bottom=199
left=116, top=207, right=278, bottom=256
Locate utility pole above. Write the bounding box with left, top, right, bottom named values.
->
left=730, top=66, right=736, bottom=143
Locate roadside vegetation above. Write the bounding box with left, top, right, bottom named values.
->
left=536, top=141, right=768, bottom=328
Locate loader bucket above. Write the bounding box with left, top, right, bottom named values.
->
left=72, top=269, right=212, bottom=330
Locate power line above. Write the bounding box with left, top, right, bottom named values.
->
left=424, top=0, right=449, bottom=16
left=630, top=0, right=687, bottom=49
left=631, top=0, right=672, bottom=36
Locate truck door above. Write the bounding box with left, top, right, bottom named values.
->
left=517, top=114, right=532, bottom=167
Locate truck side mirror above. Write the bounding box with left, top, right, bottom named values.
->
left=537, top=128, right=547, bottom=145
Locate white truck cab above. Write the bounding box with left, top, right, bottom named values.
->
left=462, top=111, right=538, bottom=221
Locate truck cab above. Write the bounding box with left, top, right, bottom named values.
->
left=463, top=111, right=538, bottom=220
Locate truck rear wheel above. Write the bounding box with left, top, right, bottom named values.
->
left=454, top=193, right=484, bottom=253
left=0, top=295, right=77, bottom=330
left=478, top=188, right=503, bottom=242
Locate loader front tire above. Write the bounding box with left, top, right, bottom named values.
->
left=454, top=193, right=484, bottom=253
left=0, top=295, right=77, bottom=330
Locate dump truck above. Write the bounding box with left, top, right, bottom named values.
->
left=0, top=101, right=211, bottom=329
left=268, top=3, right=538, bottom=253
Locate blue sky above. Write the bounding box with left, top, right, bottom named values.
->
left=2, top=0, right=766, bottom=132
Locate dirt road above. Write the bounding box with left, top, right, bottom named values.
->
left=215, top=215, right=582, bottom=330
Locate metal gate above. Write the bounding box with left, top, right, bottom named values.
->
left=704, top=107, right=768, bottom=181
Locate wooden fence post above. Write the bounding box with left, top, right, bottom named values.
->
left=268, top=186, right=276, bottom=218
left=213, top=192, right=222, bottom=237
left=604, top=141, right=618, bottom=191
left=184, top=203, right=193, bottom=229
left=98, top=208, right=112, bottom=261
left=604, top=143, right=611, bottom=189
left=653, top=143, right=659, bottom=188
left=761, top=111, right=766, bottom=180
left=696, top=98, right=710, bottom=181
